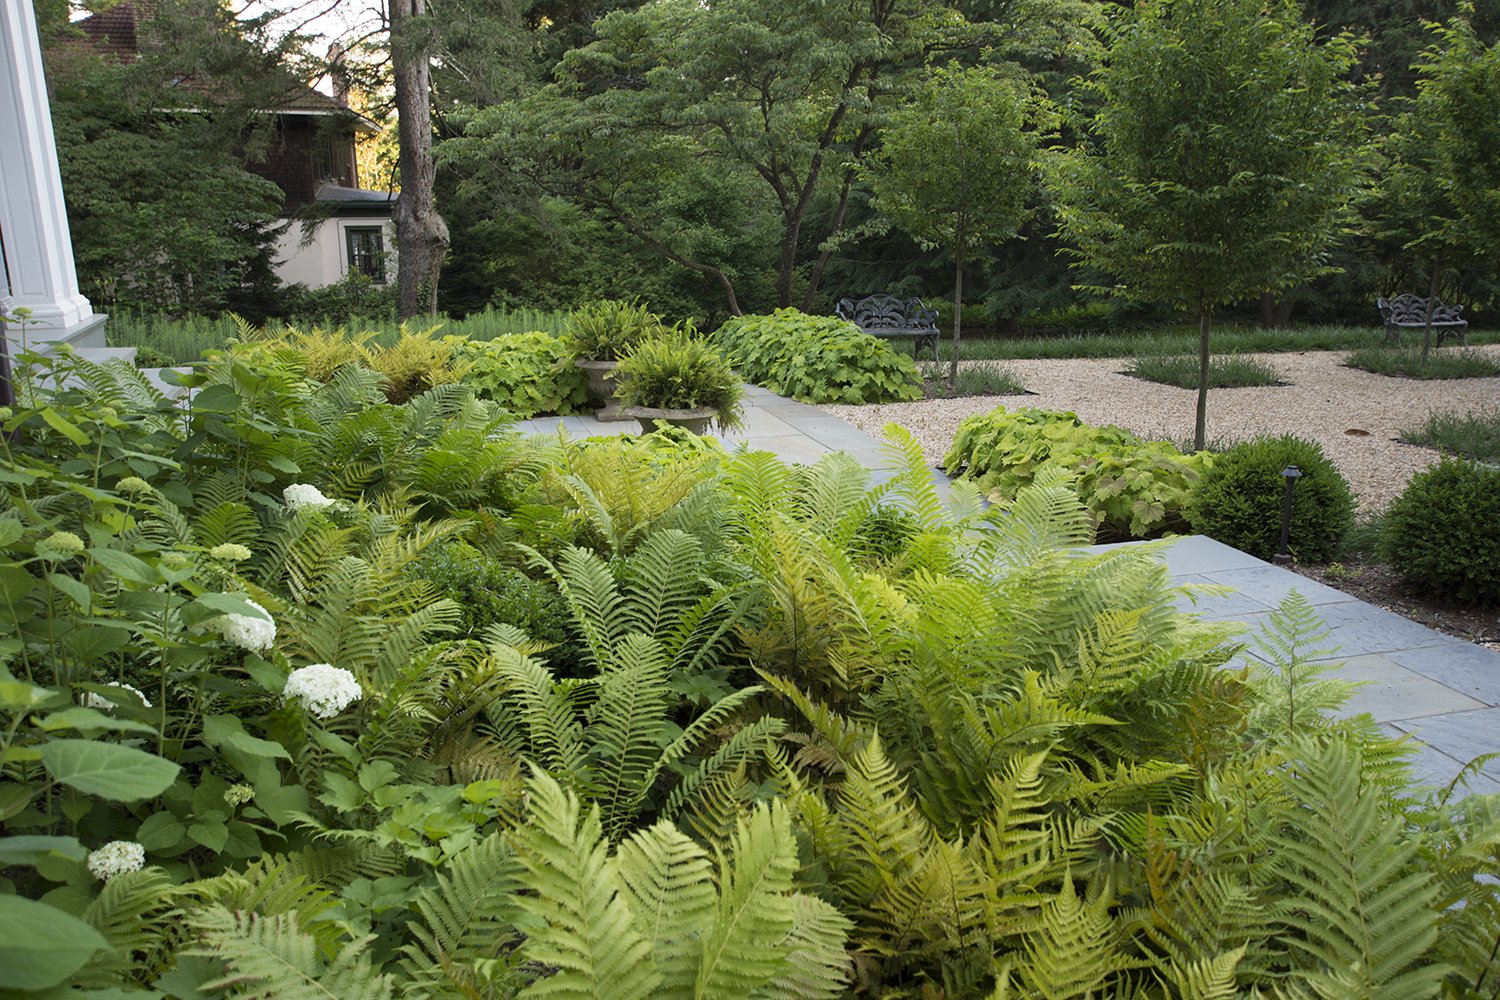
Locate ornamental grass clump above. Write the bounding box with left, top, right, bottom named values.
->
left=1187, top=433, right=1354, bottom=562
left=615, top=328, right=745, bottom=431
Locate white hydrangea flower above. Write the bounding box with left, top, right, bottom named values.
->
left=83, top=682, right=152, bottom=710
left=210, top=599, right=276, bottom=654
left=210, top=543, right=252, bottom=562
left=87, top=840, right=146, bottom=881
left=283, top=663, right=362, bottom=719
left=283, top=483, right=335, bottom=512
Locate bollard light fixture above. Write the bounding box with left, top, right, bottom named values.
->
left=1273, top=465, right=1303, bottom=565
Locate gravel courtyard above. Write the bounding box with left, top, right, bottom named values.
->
left=823, top=346, right=1500, bottom=510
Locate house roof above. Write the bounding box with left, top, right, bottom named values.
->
left=71, top=2, right=380, bottom=132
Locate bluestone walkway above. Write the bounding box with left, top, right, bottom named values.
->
left=516, top=386, right=1500, bottom=797
left=512, top=383, right=949, bottom=486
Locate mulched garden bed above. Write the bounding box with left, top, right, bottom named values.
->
left=1292, top=556, right=1499, bottom=650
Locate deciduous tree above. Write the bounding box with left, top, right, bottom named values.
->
left=1052, top=0, right=1368, bottom=450
left=862, top=64, right=1038, bottom=384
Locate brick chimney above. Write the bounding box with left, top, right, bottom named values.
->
left=328, top=41, right=349, bottom=107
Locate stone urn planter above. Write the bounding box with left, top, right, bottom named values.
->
left=623, top=406, right=719, bottom=436
left=575, top=359, right=630, bottom=422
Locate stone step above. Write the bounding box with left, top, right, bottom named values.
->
left=72, top=345, right=137, bottom=366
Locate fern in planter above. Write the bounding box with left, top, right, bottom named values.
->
left=566, top=298, right=666, bottom=361
left=616, top=330, right=746, bottom=431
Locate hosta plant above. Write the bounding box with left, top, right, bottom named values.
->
left=943, top=405, right=1209, bottom=539
left=712, top=309, right=922, bottom=404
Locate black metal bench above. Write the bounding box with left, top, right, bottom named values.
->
left=1378, top=294, right=1468, bottom=347
left=835, top=294, right=941, bottom=360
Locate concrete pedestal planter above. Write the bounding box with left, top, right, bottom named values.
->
left=575, top=359, right=630, bottom=422
left=623, top=406, right=719, bottom=436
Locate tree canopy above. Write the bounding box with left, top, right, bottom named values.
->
left=1051, top=0, right=1370, bottom=447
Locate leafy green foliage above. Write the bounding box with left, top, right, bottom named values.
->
left=1381, top=458, right=1500, bottom=605
left=942, top=406, right=1208, bottom=539
left=565, top=299, right=667, bottom=362
left=713, top=310, right=921, bottom=404
left=1051, top=0, right=1368, bottom=448
left=1188, top=434, right=1355, bottom=563
left=451, top=331, right=590, bottom=417
left=1, top=343, right=1492, bottom=998
left=616, top=331, right=745, bottom=430
left=407, top=540, right=574, bottom=649
left=862, top=63, right=1039, bottom=381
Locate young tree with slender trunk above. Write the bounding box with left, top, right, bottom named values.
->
left=1381, top=12, right=1500, bottom=363
left=1052, top=0, right=1368, bottom=450
left=389, top=0, right=449, bottom=318
left=861, top=65, right=1037, bottom=386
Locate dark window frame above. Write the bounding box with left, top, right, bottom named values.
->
left=345, top=226, right=386, bottom=284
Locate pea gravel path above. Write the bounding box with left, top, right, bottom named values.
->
left=822, top=346, right=1500, bottom=510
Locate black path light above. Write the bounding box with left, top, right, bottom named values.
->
left=1273, top=465, right=1303, bottom=565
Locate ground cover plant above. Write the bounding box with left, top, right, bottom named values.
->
left=1400, top=407, right=1500, bottom=463
left=943, top=405, right=1208, bottom=539
left=712, top=309, right=922, bottom=404
left=106, top=307, right=574, bottom=366
left=0, top=349, right=1497, bottom=997
left=1127, top=353, right=1282, bottom=389
left=1344, top=345, right=1500, bottom=379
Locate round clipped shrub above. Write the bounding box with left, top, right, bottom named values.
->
left=1380, top=459, right=1500, bottom=605
left=1187, top=434, right=1353, bottom=562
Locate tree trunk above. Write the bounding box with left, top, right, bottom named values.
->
left=390, top=0, right=449, bottom=318
left=948, top=242, right=964, bottom=387
left=1259, top=291, right=1296, bottom=328
left=1420, top=260, right=1441, bottom=364
left=1194, top=310, right=1211, bottom=451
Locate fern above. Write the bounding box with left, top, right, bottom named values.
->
left=399, top=833, right=528, bottom=998
left=696, top=801, right=800, bottom=999
left=1247, top=592, right=1351, bottom=739
left=616, top=821, right=718, bottom=994
left=512, top=770, right=661, bottom=999
left=1269, top=738, right=1446, bottom=1000
left=190, top=905, right=397, bottom=1000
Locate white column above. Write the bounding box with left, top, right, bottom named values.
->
left=0, top=0, right=102, bottom=350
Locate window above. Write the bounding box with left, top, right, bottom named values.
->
left=345, top=227, right=385, bottom=283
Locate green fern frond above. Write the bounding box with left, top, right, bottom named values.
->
left=589, top=633, right=673, bottom=838
left=489, top=642, right=591, bottom=785
left=751, top=893, right=854, bottom=1000
left=190, top=905, right=397, bottom=1000
left=696, top=800, right=800, bottom=999
left=78, top=866, right=182, bottom=985
left=616, top=821, right=718, bottom=994
left=513, top=770, right=660, bottom=999
left=1013, top=874, right=1142, bottom=999
left=399, top=833, right=526, bottom=997
left=1269, top=738, right=1446, bottom=1000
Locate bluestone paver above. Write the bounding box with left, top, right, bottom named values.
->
left=1104, top=535, right=1500, bottom=796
